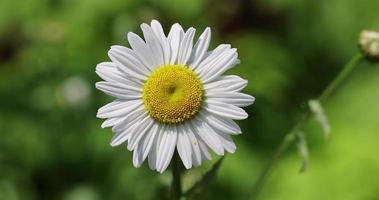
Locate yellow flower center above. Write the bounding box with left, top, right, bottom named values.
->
left=143, top=65, right=204, bottom=124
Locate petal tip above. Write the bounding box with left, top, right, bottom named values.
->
left=110, top=141, right=119, bottom=147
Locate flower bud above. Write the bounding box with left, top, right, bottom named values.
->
left=359, top=30, right=379, bottom=62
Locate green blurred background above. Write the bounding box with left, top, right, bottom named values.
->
left=1, top=0, right=379, bottom=199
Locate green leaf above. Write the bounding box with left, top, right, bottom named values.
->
left=308, top=99, right=331, bottom=139
left=296, top=131, right=310, bottom=173
left=183, top=157, right=224, bottom=199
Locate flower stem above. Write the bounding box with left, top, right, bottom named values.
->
left=171, top=153, right=182, bottom=200
left=250, top=53, right=364, bottom=200
left=319, top=54, right=364, bottom=103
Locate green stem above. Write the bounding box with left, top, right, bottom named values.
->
left=250, top=53, right=364, bottom=200
left=319, top=54, right=364, bottom=103
left=171, top=153, right=182, bottom=200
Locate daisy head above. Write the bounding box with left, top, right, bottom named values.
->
left=96, top=20, right=255, bottom=173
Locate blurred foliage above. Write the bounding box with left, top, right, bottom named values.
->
left=0, top=0, right=379, bottom=199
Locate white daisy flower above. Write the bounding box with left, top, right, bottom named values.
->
left=96, top=20, right=255, bottom=173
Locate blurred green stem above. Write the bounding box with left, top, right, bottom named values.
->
left=171, top=153, right=182, bottom=200
left=250, top=53, right=364, bottom=200
left=319, top=54, right=364, bottom=103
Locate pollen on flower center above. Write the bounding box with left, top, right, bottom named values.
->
left=143, top=65, right=203, bottom=124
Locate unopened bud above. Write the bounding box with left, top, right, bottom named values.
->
left=359, top=30, right=379, bottom=62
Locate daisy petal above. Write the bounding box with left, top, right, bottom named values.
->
left=189, top=27, right=211, bottom=69
left=141, top=123, right=159, bottom=160
left=150, top=20, right=171, bottom=64
left=141, top=23, right=164, bottom=67
left=101, top=116, right=125, bottom=128
left=206, top=92, right=255, bottom=107
left=133, top=124, right=158, bottom=168
left=111, top=116, right=142, bottom=147
left=108, top=46, right=150, bottom=80
left=204, top=75, right=248, bottom=92
left=110, top=126, right=135, bottom=147
left=199, top=111, right=241, bottom=135
left=198, top=138, right=212, bottom=161
left=200, top=48, right=238, bottom=83
left=177, top=28, right=196, bottom=65
left=195, top=44, right=230, bottom=73
left=216, top=132, right=236, bottom=153
left=148, top=124, right=165, bottom=170
left=96, top=62, right=143, bottom=87
left=96, top=62, right=128, bottom=83
left=184, top=123, right=203, bottom=167
left=97, top=78, right=141, bottom=92
left=112, top=106, right=146, bottom=133
left=127, top=32, right=156, bottom=71
left=204, top=100, right=248, bottom=120
left=95, top=81, right=141, bottom=100
left=133, top=145, right=144, bottom=168
left=168, top=23, right=184, bottom=64
left=110, top=111, right=147, bottom=147
left=191, top=118, right=224, bottom=156
left=177, top=124, right=193, bottom=169
left=156, top=126, right=177, bottom=173
left=97, top=99, right=142, bottom=119
left=128, top=116, right=155, bottom=151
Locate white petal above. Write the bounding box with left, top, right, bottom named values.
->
left=150, top=20, right=171, bottom=64
left=206, top=92, right=255, bottom=107
left=176, top=124, right=193, bottom=169
left=204, top=75, right=248, bottom=92
left=199, top=48, right=238, bottom=83
left=108, top=46, right=150, bottom=80
left=101, top=116, right=125, bottom=128
left=127, top=32, right=157, bottom=70
left=184, top=123, right=202, bottom=167
left=156, top=127, right=169, bottom=170
left=111, top=111, right=147, bottom=146
left=168, top=23, right=184, bottom=64
left=97, top=100, right=142, bottom=119
left=99, top=78, right=141, bottom=93
left=133, top=125, right=158, bottom=168
left=142, top=123, right=160, bottom=160
left=127, top=116, right=155, bottom=151
left=199, top=111, right=241, bottom=135
left=156, top=126, right=178, bottom=173
left=216, top=132, right=236, bottom=153
left=141, top=23, right=164, bottom=67
left=96, top=62, right=127, bottom=83
left=131, top=121, right=158, bottom=167
left=112, top=106, right=146, bottom=134
left=111, top=108, right=144, bottom=134
left=110, top=111, right=147, bottom=147
left=96, top=62, right=143, bottom=87
left=190, top=118, right=224, bottom=156
left=95, top=81, right=141, bottom=100
left=189, top=27, right=211, bottom=69
left=198, top=138, right=212, bottom=161
left=97, top=100, right=124, bottom=116
left=148, top=124, right=165, bottom=170
left=203, top=100, right=248, bottom=120
left=150, top=20, right=166, bottom=44
left=177, top=28, right=196, bottom=65
left=194, top=44, right=230, bottom=73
